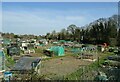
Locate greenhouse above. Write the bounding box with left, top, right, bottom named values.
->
left=50, top=46, right=64, bottom=56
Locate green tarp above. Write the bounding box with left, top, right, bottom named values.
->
left=50, top=46, right=64, bottom=56
left=59, top=40, right=66, bottom=43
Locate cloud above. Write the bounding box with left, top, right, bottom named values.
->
left=2, top=10, right=89, bottom=35
left=1, top=2, right=117, bottom=35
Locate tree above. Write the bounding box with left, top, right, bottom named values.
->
left=67, top=24, right=77, bottom=41
left=74, top=28, right=81, bottom=42
left=80, top=29, right=85, bottom=43
left=60, top=28, right=67, bottom=40
left=51, top=30, right=57, bottom=40
left=14, top=35, right=19, bottom=38
left=46, top=33, right=51, bottom=40
left=117, top=28, right=120, bottom=46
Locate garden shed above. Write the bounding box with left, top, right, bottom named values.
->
left=7, top=46, right=20, bottom=56
left=3, top=39, right=10, bottom=45
left=0, top=50, right=5, bottom=79
left=12, top=57, right=41, bottom=73
left=0, top=50, right=5, bottom=72
left=4, top=71, right=12, bottom=81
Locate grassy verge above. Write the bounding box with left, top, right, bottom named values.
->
left=3, top=49, right=15, bottom=69
left=5, top=55, right=15, bottom=69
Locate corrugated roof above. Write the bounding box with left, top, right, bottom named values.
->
left=12, top=57, right=41, bottom=71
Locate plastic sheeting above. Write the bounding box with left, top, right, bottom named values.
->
left=50, top=46, right=64, bottom=56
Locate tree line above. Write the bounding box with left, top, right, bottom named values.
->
left=45, top=15, right=120, bottom=46
left=1, top=15, right=120, bottom=47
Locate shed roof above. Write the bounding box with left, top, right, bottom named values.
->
left=12, top=57, right=41, bottom=71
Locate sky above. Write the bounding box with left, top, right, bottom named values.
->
left=0, top=2, right=2, bottom=32
left=1, top=2, right=118, bottom=35
left=2, top=0, right=120, bottom=2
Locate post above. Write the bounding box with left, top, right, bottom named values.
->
left=98, top=57, right=100, bottom=67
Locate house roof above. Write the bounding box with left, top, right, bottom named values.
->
left=12, top=57, right=41, bottom=71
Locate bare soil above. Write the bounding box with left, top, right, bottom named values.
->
left=40, top=56, right=93, bottom=79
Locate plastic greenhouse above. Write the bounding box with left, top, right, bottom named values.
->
left=50, top=46, right=64, bottom=56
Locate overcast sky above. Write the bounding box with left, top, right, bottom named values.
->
left=1, top=2, right=118, bottom=35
